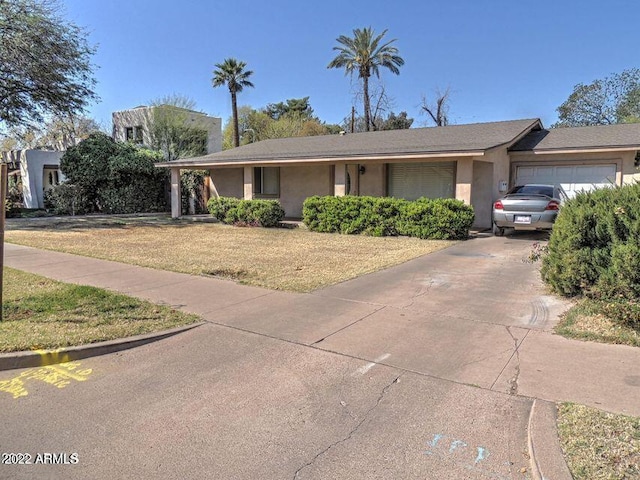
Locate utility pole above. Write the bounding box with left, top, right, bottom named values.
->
left=0, top=162, right=6, bottom=322
left=350, top=106, right=355, bottom=134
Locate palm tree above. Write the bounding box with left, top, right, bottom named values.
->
left=212, top=58, right=254, bottom=147
left=328, top=27, right=404, bottom=132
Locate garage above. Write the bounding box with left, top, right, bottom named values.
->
left=388, top=161, right=455, bottom=200
left=514, top=164, right=617, bottom=198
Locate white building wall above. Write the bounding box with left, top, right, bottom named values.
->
left=10, top=150, right=64, bottom=208
left=112, top=106, right=222, bottom=155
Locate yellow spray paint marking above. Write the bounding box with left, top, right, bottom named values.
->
left=0, top=350, right=93, bottom=400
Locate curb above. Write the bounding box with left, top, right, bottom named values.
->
left=0, top=322, right=205, bottom=371
left=527, top=399, right=573, bottom=480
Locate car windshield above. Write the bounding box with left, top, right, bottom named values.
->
left=507, top=185, right=554, bottom=197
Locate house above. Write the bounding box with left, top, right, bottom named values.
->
left=156, top=119, right=640, bottom=228
left=112, top=105, right=223, bottom=154
left=1, top=150, right=65, bottom=209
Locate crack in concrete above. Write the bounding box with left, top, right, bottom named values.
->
left=292, top=375, right=402, bottom=479
left=489, top=327, right=529, bottom=393
left=310, top=306, right=386, bottom=346
left=505, top=327, right=521, bottom=395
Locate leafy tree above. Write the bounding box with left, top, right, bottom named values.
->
left=222, top=101, right=340, bottom=148
left=342, top=110, right=413, bottom=133
left=212, top=58, right=254, bottom=148
left=0, top=114, right=101, bottom=150
left=379, top=111, right=413, bottom=130
left=148, top=95, right=208, bottom=161
left=265, top=97, right=315, bottom=120
left=57, top=132, right=167, bottom=214
left=328, top=27, right=404, bottom=132
left=0, top=0, right=97, bottom=129
left=553, top=69, right=640, bottom=127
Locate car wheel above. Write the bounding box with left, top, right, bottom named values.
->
left=493, top=224, right=505, bottom=237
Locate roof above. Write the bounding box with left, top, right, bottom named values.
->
left=160, top=118, right=541, bottom=167
left=510, top=123, right=640, bottom=152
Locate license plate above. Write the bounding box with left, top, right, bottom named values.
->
left=514, top=215, right=531, bottom=224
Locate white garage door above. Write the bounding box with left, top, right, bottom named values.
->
left=515, top=164, right=617, bottom=199
left=388, top=162, right=455, bottom=200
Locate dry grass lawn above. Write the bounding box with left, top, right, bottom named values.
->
left=6, top=221, right=453, bottom=291
left=558, top=403, right=640, bottom=479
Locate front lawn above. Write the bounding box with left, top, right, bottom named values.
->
left=6, top=220, right=453, bottom=292
left=1, top=268, right=200, bottom=352
left=558, top=403, right=640, bottom=479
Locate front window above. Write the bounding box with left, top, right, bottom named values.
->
left=134, top=126, right=144, bottom=144
left=125, top=126, right=144, bottom=144
left=253, top=167, right=279, bottom=197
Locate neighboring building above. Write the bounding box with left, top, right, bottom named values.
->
left=157, top=119, right=640, bottom=227
left=2, top=150, right=65, bottom=209
left=112, top=105, right=223, bottom=155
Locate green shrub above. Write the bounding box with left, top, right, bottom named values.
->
left=398, top=197, right=475, bottom=240
left=208, top=197, right=284, bottom=227
left=207, top=196, right=241, bottom=220
left=541, top=183, right=640, bottom=303
left=43, top=184, right=93, bottom=215
left=598, top=300, right=640, bottom=329
left=302, top=195, right=474, bottom=240
left=58, top=133, right=168, bottom=214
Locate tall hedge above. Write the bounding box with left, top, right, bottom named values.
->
left=54, top=132, right=168, bottom=214
left=302, top=195, right=474, bottom=240
left=541, top=183, right=640, bottom=300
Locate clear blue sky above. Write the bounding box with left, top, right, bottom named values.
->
left=64, top=0, right=639, bottom=131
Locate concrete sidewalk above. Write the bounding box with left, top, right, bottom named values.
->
left=5, top=239, right=640, bottom=478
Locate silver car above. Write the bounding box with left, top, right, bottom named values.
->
left=492, top=184, right=567, bottom=236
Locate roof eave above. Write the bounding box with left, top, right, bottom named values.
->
left=510, top=145, right=640, bottom=155
left=155, top=150, right=486, bottom=168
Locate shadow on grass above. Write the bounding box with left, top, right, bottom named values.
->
left=6, top=213, right=214, bottom=231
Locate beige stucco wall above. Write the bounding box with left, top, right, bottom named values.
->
left=358, top=163, right=386, bottom=196
left=209, top=168, right=244, bottom=198
left=280, top=165, right=333, bottom=217
left=484, top=147, right=511, bottom=200
left=471, top=161, right=494, bottom=228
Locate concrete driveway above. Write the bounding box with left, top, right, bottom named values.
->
left=3, top=232, right=638, bottom=479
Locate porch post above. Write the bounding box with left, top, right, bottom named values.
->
left=243, top=166, right=253, bottom=200
left=334, top=164, right=346, bottom=196
left=170, top=168, right=181, bottom=218
left=455, top=158, right=473, bottom=205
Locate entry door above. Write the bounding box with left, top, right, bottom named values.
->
left=346, top=164, right=360, bottom=195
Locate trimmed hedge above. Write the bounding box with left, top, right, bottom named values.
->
left=302, top=195, right=474, bottom=240
left=207, top=197, right=284, bottom=227
left=541, top=183, right=640, bottom=327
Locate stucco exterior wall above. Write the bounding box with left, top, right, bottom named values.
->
left=209, top=168, right=244, bottom=198
left=113, top=106, right=222, bottom=154
left=280, top=165, right=333, bottom=217
left=484, top=147, right=511, bottom=200
left=358, top=163, right=386, bottom=196
left=470, top=161, right=494, bottom=228
left=6, top=150, right=64, bottom=209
